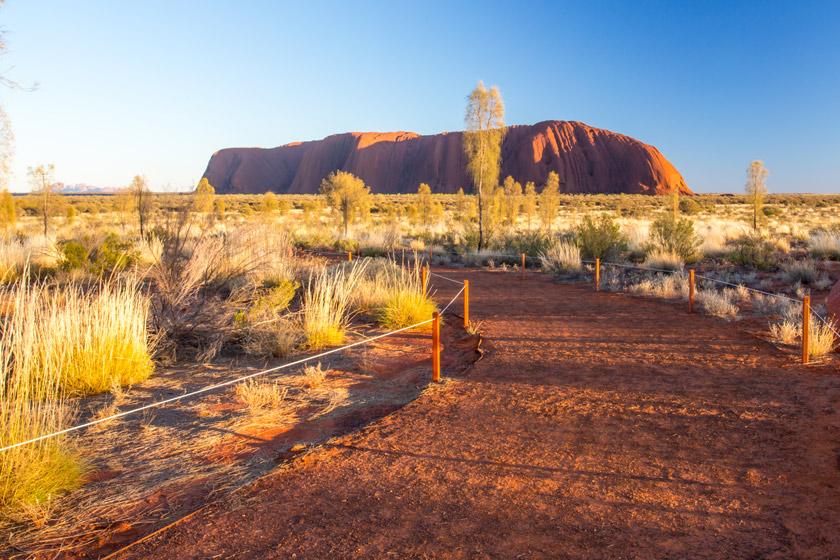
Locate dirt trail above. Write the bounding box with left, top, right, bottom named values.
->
left=120, top=270, right=840, bottom=559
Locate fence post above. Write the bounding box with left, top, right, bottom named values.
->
left=689, top=268, right=695, bottom=313
left=347, top=251, right=352, bottom=262
left=421, top=265, right=428, bottom=293
left=595, top=257, right=601, bottom=291
left=432, top=311, right=441, bottom=382
left=463, top=280, right=470, bottom=328
left=521, top=253, right=526, bottom=277
left=802, top=295, right=810, bottom=364
left=428, top=247, right=433, bottom=266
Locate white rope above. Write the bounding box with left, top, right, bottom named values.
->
left=440, top=285, right=466, bottom=315
left=0, top=289, right=464, bottom=454
left=429, top=271, right=465, bottom=286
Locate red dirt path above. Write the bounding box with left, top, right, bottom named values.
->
left=120, top=270, right=840, bottom=559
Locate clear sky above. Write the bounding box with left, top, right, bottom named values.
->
left=1, top=0, right=838, bottom=193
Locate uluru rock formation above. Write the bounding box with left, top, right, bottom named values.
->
left=202, top=120, right=691, bottom=195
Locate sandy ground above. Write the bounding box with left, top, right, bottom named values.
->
left=107, top=270, right=840, bottom=558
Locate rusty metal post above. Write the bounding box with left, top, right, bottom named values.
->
left=521, top=253, right=526, bottom=277
left=689, top=268, right=696, bottom=313
left=802, top=295, right=810, bottom=364
left=463, top=280, right=470, bottom=328
left=347, top=251, right=352, bottom=262
left=421, top=265, right=428, bottom=293
left=432, top=311, right=441, bottom=382
left=595, top=257, right=601, bottom=291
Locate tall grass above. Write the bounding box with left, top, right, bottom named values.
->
left=539, top=240, right=582, bottom=275
left=45, top=279, right=154, bottom=396
left=374, top=260, right=438, bottom=330
left=302, top=261, right=368, bottom=349
left=0, top=280, right=83, bottom=517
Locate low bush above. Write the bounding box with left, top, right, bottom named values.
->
left=574, top=215, right=628, bottom=260
left=728, top=235, right=778, bottom=271
left=808, top=231, right=840, bottom=260
left=643, top=250, right=684, bottom=271
left=302, top=261, right=367, bottom=349
left=646, top=216, right=702, bottom=262
left=235, top=380, right=288, bottom=412
left=679, top=197, right=702, bottom=215
left=781, top=260, right=819, bottom=285
left=628, top=271, right=688, bottom=300
left=697, top=289, right=739, bottom=319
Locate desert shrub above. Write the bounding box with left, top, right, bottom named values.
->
left=643, top=250, right=684, bottom=271
left=679, top=197, right=702, bottom=215
left=302, top=261, right=367, bottom=349
left=493, top=230, right=554, bottom=257
left=781, top=260, right=819, bottom=285
left=241, top=315, right=301, bottom=358
left=809, top=317, right=837, bottom=357
left=646, top=216, right=701, bottom=262
left=763, top=206, right=783, bottom=218
left=0, top=279, right=86, bottom=517
left=808, top=231, right=840, bottom=260
left=0, top=239, right=28, bottom=283
left=539, top=240, right=582, bottom=275
left=628, top=271, right=688, bottom=300
left=59, top=240, right=89, bottom=271
left=377, top=289, right=438, bottom=331
left=235, top=380, right=288, bottom=412
left=299, top=362, right=327, bottom=389
left=697, top=289, right=738, bottom=319
left=574, top=215, right=628, bottom=260
left=728, top=234, right=778, bottom=271
left=769, top=320, right=799, bottom=345
left=90, top=233, right=137, bottom=274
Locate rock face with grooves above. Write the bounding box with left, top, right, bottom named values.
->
left=202, top=120, right=691, bottom=195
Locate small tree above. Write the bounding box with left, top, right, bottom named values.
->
left=522, top=182, right=537, bottom=231
left=455, top=187, right=475, bottom=223
left=214, top=197, right=226, bottom=220
left=463, top=81, right=505, bottom=250
left=501, top=176, right=522, bottom=226
left=28, top=164, right=59, bottom=237
left=746, top=160, right=768, bottom=231
left=415, top=182, right=433, bottom=226
left=320, top=170, right=371, bottom=238
left=539, top=171, right=560, bottom=232
left=193, top=177, right=215, bottom=213
left=129, top=175, right=153, bottom=237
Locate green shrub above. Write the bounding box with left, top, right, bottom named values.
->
left=679, top=197, right=702, bottom=215
left=647, top=216, right=702, bottom=262
left=91, top=233, right=137, bottom=274
left=60, top=240, right=89, bottom=271
left=728, top=235, right=778, bottom=270
left=492, top=231, right=554, bottom=256
left=574, top=215, right=628, bottom=260
left=763, top=206, right=783, bottom=218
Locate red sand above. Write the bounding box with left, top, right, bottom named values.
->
left=119, top=270, right=840, bottom=559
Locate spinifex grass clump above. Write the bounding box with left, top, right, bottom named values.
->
left=46, top=279, right=154, bottom=396
left=0, top=281, right=83, bottom=517
left=302, top=261, right=367, bottom=349
left=375, top=262, right=437, bottom=330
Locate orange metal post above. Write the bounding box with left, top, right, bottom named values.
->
left=802, top=295, right=810, bottom=364
left=595, top=258, right=601, bottom=291
left=463, top=280, right=470, bottom=328
left=521, top=253, right=526, bottom=276
left=689, top=269, right=696, bottom=313
left=347, top=251, right=352, bottom=262
left=432, top=311, right=441, bottom=382
left=421, top=265, right=428, bottom=293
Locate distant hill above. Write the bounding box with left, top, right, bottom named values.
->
left=202, top=120, right=691, bottom=196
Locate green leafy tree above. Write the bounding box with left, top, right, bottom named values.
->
left=539, top=171, right=560, bottom=232
left=455, top=187, right=475, bottom=222
left=647, top=215, right=702, bottom=262
left=523, top=181, right=537, bottom=230
left=463, top=81, right=505, bottom=250
left=320, top=170, right=371, bottom=237
left=193, top=177, right=215, bottom=213
left=746, top=160, right=768, bottom=231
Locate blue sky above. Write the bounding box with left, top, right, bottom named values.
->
left=1, top=0, right=838, bottom=193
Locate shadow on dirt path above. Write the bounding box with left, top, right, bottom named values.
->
left=120, top=270, right=840, bottom=560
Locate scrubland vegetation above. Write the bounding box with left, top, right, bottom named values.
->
left=0, top=174, right=837, bottom=525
